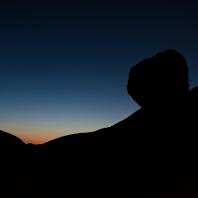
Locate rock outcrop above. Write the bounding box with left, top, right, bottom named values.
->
left=36, top=86, right=198, bottom=197
left=1, top=91, right=198, bottom=197
left=1, top=50, right=198, bottom=197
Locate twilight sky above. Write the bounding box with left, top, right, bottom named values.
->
left=1, top=0, right=198, bottom=144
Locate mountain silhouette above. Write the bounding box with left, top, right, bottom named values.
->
left=0, top=130, right=25, bottom=148
left=1, top=49, right=198, bottom=197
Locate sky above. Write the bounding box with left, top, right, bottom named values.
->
left=1, top=0, right=198, bottom=144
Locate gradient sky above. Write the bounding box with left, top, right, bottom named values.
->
left=1, top=0, right=198, bottom=144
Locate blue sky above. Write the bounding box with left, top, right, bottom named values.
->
left=1, top=0, right=198, bottom=143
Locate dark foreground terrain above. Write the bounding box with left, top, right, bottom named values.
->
left=1, top=87, right=198, bottom=197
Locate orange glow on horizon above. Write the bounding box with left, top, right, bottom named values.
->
left=21, top=135, right=59, bottom=144
left=1, top=126, right=86, bottom=145
left=23, top=138, right=48, bottom=145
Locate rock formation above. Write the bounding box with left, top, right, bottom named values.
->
left=1, top=49, right=198, bottom=197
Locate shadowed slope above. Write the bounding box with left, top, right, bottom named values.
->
left=35, top=86, right=198, bottom=197
left=0, top=130, right=25, bottom=145
left=1, top=88, right=198, bottom=197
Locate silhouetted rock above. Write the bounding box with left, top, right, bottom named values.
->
left=36, top=49, right=198, bottom=197
left=1, top=50, right=198, bottom=197
left=36, top=86, right=198, bottom=197
left=127, top=49, right=190, bottom=107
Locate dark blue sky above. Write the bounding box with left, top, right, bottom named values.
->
left=1, top=0, right=198, bottom=143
